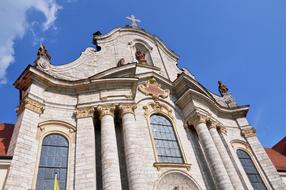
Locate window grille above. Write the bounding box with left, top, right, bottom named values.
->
left=36, top=134, right=69, bottom=190
left=237, top=149, right=266, bottom=190
left=150, top=114, right=183, bottom=163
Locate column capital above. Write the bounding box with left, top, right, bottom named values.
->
left=119, top=104, right=137, bottom=117
left=208, top=122, right=228, bottom=135
left=16, top=97, right=45, bottom=115
left=97, top=105, right=116, bottom=119
left=189, top=112, right=209, bottom=127
left=241, top=127, right=256, bottom=138
left=217, top=125, right=228, bottom=135
left=74, top=106, right=94, bottom=119
left=207, top=119, right=218, bottom=129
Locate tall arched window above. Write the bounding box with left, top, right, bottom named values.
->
left=237, top=149, right=266, bottom=190
left=150, top=114, right=183, bottom=163
left=36, top=134, right=69, bottom=190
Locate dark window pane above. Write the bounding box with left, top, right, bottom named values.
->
left=36, top=134, right=69, bottom=190
left=237, top=150, right=266, bottom=190
left=150, top=114, right=183, bottom=163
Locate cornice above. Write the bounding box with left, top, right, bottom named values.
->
left=16, top=97, right=44, bottom=115
left=89, top=63, right=136, bottom=80
left=174, top=73, right=216, bottom=100
left=176, top=89, right=249, bottom=118
left=14, top=66, right=138, bottom=91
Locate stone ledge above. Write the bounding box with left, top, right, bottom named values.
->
left=153, top=162, right=191, bottom=171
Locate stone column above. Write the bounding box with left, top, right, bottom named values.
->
left=74, top=107, right=96, bottom=190
left=191, top=113, right=234, bottom=190
left=5, top=97, right=44, bottom=190
left=119, top=104, right=144, bottom=190
left=98, top=105, right=122, bottom=190
left=208, top=123, right=243, bottom=190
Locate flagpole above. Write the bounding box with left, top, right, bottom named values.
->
left=54, top=173, right=60, bottom=190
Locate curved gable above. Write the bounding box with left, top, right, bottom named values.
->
left=35, top=27, right=184, bottom=82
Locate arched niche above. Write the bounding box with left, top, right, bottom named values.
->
left=155, top=171, right=201, bottom=190
left=134, top=42, right=154, bottom=66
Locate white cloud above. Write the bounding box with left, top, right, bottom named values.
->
left=0, top=0, right=61, bottom=84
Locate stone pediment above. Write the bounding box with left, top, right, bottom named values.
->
left=174, top=72, right=214, bottom=101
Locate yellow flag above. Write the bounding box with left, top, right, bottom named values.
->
left=54, top=174, right=60, bottom=190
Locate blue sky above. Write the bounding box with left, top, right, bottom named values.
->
left=0, top=0, right=285, bottom=147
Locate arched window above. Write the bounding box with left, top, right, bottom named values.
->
left=36, top=134, right=69, bottom=190
left=135, top=43, right=153, bottom=66
left=237, top=149, right=266, bottom=190
left=150, top=114, right=183, bottom=163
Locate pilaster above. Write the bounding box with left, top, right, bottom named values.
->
left=5, top=97, right=44, bottom=190
left=74, top=106, right=97, bottom=190
left=242, top=126, right=286, bottom=189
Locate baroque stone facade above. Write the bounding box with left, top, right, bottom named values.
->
left=2, top=25, right=286, bottom=190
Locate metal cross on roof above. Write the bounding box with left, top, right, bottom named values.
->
left=126, top=15, right=141, bottom=28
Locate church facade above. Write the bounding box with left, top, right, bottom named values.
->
left=2, top=24, right=286, bottom=190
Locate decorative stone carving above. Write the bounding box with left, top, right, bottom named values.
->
left=207, top=121, right=228, bottom=135
left=217, top=125, right=228, bottom=135
left=189, top=113, right=208, bottom=127
left=74, top=107, right=94, bottom=119
left=143, top=101, right=172, bottom=118
left=138, top=78, right=170, bottom=99
left=241, top=127, right=256, bottom=138
left=37, top=44, right=51, bottom=61
left=97, top=105, right=115, bottom=119
left=117, top=58, right=126, bottom=66
left=119, top=104, right=137, bottom=116
left=16, top=97, right=44, bottom=115
left=35, top=44, right=51, bottom=71
left=135, top=50, right=147, bottom=64
left=156, top=172, right=200, bottom=190
left=218, top=81, right=229, bottom=96
left=217, top=125, right=227, bottom=134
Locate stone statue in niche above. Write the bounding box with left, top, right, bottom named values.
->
left=218, top=81, right=229, bottom=96
left=135, top=49, right=147, bottom=64
left=35, top=44, right=51, bottom=71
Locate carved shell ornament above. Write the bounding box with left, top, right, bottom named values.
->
left=35, top=44, right=51, bottom=72
left=138, top=78, right=170, bottom=99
